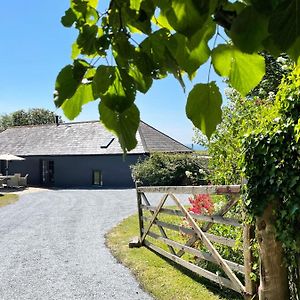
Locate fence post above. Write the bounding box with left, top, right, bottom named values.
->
left=136, top=181, right=144, bottom=245
left=129, top=181, right=143, bottom=248
left=243, top=221, right=258, bottom=299
left=297, top=254, right=300, bottom=298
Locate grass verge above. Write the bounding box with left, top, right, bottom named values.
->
left=0, top=193, right=19, bottom=208
left=106, top=214, right=242, bottom=300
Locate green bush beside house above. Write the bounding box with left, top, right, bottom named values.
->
left=131, top=153, right=209, bottom=186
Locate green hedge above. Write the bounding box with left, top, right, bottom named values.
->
left=131, top=153, right=208, bottom=186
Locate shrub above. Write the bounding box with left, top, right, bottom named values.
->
left=131, top=152, right=208, bottom=186
left=181, top=194, right=244, bottom=276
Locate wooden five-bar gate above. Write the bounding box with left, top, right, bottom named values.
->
left=131, top=185, right=257, bottom=299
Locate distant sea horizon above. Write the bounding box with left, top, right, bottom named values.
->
left=184, top=143, right=206, bottom=151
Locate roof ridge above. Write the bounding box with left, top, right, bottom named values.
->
left=140, top=120, right=192, bottom=151
left=4, top=123, right=56, bottom=129
left=2, top=120, right=101, bottom=130
left=60, top=120, right=100, bottom=125
left=137, top=122, right=149, bottom=153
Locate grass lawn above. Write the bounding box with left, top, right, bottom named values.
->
left=0, top=193, right=19, bottom=208
left=106, top=213, right=242, bottom=300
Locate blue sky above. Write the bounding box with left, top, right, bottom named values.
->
left=0, top=1, right=226, bottom=145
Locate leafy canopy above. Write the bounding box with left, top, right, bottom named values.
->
left=55, top=0, right=300, bottom=152
left=193, top=53, right=292, bottom=185
left=0, top=109, right=62, bottom=131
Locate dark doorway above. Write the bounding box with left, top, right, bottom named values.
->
left=40, top=159, right=54, bottom=185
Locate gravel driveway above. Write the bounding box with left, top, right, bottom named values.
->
left=0, top=189, right=153, bottom=300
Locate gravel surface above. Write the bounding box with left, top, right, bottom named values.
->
left=0, top=189, right=153, bottom=300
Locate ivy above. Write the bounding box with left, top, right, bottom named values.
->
left=55, top=0, right=300, bottom=151
left=242, top=66, right=300, bottom=253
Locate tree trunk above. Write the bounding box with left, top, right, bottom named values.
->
left=256, top=201, right=289, bottom=300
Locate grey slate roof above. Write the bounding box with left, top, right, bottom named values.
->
left=0, top=121, right=191, bottom=156
left=138, top=122, right=191, bottom=153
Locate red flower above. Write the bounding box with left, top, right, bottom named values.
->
left=188, top=194, right=214, bottom=215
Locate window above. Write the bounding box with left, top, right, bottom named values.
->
left=93, top=170, right=103, bottom=186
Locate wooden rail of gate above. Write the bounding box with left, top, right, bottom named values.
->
left=133, top=185, right=257, bottom=299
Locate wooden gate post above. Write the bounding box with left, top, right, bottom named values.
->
left=129, top=182, right=143, bottom=248
left=243, top=222, right=258, bottom=299
left=136, top=182, right=144, bottom=244
left=296, top=253, right=300, bottom=298
left=297, top=254, right=300, bottom=298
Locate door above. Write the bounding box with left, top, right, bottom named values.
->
left=93, top=170, right=103, bottom=186
left=40, top=159, right=54, bottom=185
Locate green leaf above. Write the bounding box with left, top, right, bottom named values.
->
left=186, top=82, right=222, bottom=139
left=167, top=34, right=188, bottom=67
left=262, top=36, right=282, bottom=58
left=139, top=29, right=188, bottom=81
left=61, top=8, right=77, bottom=27
left=100, top=69, right=136, bottom=113
left=71, top=42, right=80, bottom=59
left=212, top=44, right=265, bottom=96
left=54, top=65, right=81, bottom=107
left=112, top=32, right=136, bottom=66
left=73, top=59, right=90, bottom=81
left=61, top=83, right=95, bottom=120
left=168, top=20, right=216, bottom=77
left=123, top=1, right=154, bottom=34
left=76, top=24, right=98, bottom=56
left=97, top=32, right=110, bottom=54
left=139, top=29, right=172, bottom=74
left=186, top=20, right=216, bottom=75
left=250, top=0, right=278, bottom=14
left=92, top=66, right=116, bottom=97
left=287, top=36, right=300, bottom=64
left=165, top=0, right=210, bottom=37
left=86, top=7, right=99, bottom=26
left=129, top=64, right=153, bottom=93
left=99, top=102, right=140, bottom=152
left=291, top=203, right=300, bottom=215
left=85, top=67, right=96, bottom=81
left=130, top=0, right=141, bottom=11
left=140, top=29, right=169, bottom=62
left=230, top=6, right=269, bottom=53
left=134, top=50, right=156, bottom=77
left=154, top=11, right=174, bottom=30
left=87, top=0, right=98, bottom=9
left=269, top=0, right=300, bottom=51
